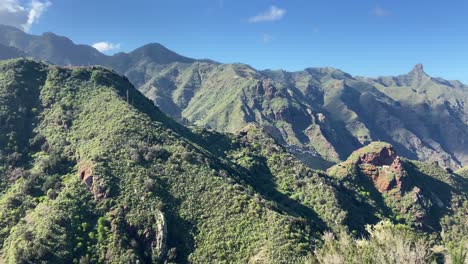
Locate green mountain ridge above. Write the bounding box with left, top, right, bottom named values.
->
left=0, top=59, right=319, bottom=263
left=0, top=58, right=466, bottom=263
left=1, top=24, right=466, bottom=171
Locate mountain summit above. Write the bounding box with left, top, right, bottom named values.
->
left=411, top=63, right=425, bottom=74
left=129, top=43, right=195, bottom=64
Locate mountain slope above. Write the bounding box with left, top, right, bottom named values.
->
left=0, top=59, right=318, bottom=263
left=136, top=62, right=468, bottom=170
left=0, top=43, right=25, bottom=60
left=456, top=166, right=468, bottom=178
left=0, top=59, right=466, bottom=262
left=360, top=64, right=468, bottom=167
left=327, top=142, right=467, bottom=231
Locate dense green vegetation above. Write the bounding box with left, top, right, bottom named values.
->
left=0, top=59, right=466, bottom=263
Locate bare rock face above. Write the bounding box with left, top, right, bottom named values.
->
left=316, top=113, right=326, bottom=123
left=78, top=161, right=108, bottom=200
left=327, top=141, right=456, bottom=230
left=262, top=79, right=275, bottom=98
left=412, top=63, right=424, bottom=73
left=78, top=162, right=93, bottom=186
left=358, top=146, right=398, bottom=166
left=153, top=210, right=167, bottom=260
left=357, top=145, right=406, bottom=195
left=254, top=79, right=276, bottom=99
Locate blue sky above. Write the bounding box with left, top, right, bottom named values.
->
left=2, top=0, right=468, bottom=82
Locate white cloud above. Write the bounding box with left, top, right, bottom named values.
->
left=92, top=42, right=121, bottom=53
left=0, top=0, right=51, bottom=32
left=24, top=0, right=51, bottom=31
left=372, top=6, right=390, bottom=17
left=249, top=5, right=286, bottom=23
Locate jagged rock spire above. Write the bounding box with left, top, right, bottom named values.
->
left=413, top=63, right=424, bottom=72
left=410, top=63, right=427, bottom=76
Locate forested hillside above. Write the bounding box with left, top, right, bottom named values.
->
left=0, top=59, right=466, bottom=263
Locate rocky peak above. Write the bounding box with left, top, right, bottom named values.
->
left=409, top=63, right=428, bottom=77
left=413, top=63, right=424, bottom=72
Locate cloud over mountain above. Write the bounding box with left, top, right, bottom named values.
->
left=92, top=41, right=121, bottom=53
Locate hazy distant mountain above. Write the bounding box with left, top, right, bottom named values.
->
left=0, top=24, right=466, bottom=170
left=0, top=25, right=105, bottom=65
left=0, top=43, right=25, bottom=59
left=0, top=24, right=194, bottom=69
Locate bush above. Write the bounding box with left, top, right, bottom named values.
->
left=314, top=221, right=433, bottom=264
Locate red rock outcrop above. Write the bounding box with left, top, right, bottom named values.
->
left=358, top=146, right=406, bottom=195
left=358, top=146, right=397, bottom=166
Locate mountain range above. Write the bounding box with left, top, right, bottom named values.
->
left=0, top=24, right=467, bottom=171
left=0, top=24, right=467, bottom=263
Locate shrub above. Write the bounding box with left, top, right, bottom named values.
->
left=315, top=221, right=433, bottom=264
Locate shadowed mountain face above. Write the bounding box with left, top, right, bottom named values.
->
left=0, top=43, right=25, bottom=60
left=0, top=25, right=105, bottom=65
left=0, top=24, right=466, bottom=170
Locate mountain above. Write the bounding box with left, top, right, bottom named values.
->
left=0, top=24, right=467, bottom=172
left=0, top=25, right=105, bottom=65
left=0, top=58, right=355, bottom=263
left=135, top=62, right=468, bottom=171
left=0, top=25, right=195, bottom=70
left=0, top=59, right=466, bottom=262
left=0, top=43, right=25, bottom=60
left=0, top=59, right=324, bottom=263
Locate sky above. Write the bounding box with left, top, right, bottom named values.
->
left=1, top=0, right=467, bottom=82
